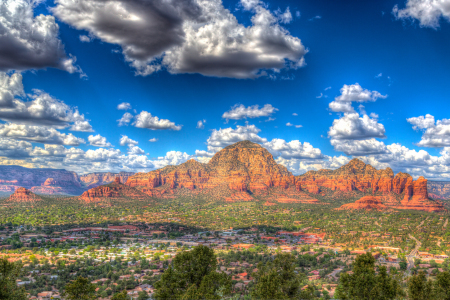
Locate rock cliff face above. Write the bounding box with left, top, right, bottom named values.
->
left=79, top=177, right=150, bottom=202
left=299, top=159, right=444, bottom=212
left=79, top=172, right=134, bottom=189
left=126, top=141, right=295, bottom=197
left=7, top=187, right=41, bottom=202
left=0, top=166, right=83, bottom=195
left=427, top=181, right=450, bottom=199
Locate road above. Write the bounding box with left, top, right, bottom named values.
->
left=327, top=268, right=343, bottom=280
left=444, top=218, right=448, bottom=228
left=406, top=234, right=421, bottom=276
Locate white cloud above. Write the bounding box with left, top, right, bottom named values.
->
left=149, top=138, right=158, bottom=142
left=329, top=83, right=387, bottom=113
left=120, top=135, right=139, bottom=146
left=206, top=124, right=267, bottom=152
left=295, top=125, right=303, bottom=128
left=127, top=145, right=145, bottom=155
left=286, top=122, right=293, bottom=126
left=375, top=73, right=382, bottom=78
left=330, top=138, right=389, bottom=156
left=393, top=0, right=450, bottom=28
left=324, top=86, right=331, bottom=90
left=263, top=139, right=324, bottom=159
left=292, top=113, right=298, bottom=116
left=328, top=112, right=386, bottom=140
left=316, top=93, right=323, bottom=99
left=0, top=137, right=32, bottom=158
left=309, top=15, right=322, bottom=21
left=117, top=102, right=132, bottom=110
left=275, top=7, right=293, bottom=24
left=0, top=123, right=85, bottom=146
left=88, top=134, right=112, bottom=147
left=53, top=0, right=307, bottom=79
left=118, top=112, right=133, bottom=126
left=0, top=73, right=92, bottom=130
left=408, top=114, right=450, bottom=147
left=0, top=0, right=82, bottom=74
left=196, top=120, right=205, bottom=129
left=0, top=72, right=24, bottom=108
left=222, top=104, right=278, bottom=121
left=79, top=35, right=91, bottom=43
left=133, top=111, right=182, bottom=130
left=153, top=151, right=192, bottom=169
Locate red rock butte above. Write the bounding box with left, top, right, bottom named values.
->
left=79, top=176, right=149, bottom=202
left=8, top=187, right=41, bottom=202
left=80, top=141, right=445, bottom=212
left=339, top=196, right=388, bottom=211
left=125, top=140, right=295, bottom=194
left=297, top=158, right=444, bottom=212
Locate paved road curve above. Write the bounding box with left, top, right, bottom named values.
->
left=406, top=234, right=421, bottom=276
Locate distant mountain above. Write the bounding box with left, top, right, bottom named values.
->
left=79, top=172, right=135, bottom=189
left=81, top=141, right=444, bottom=212
left=84, top=140, right=318, bottom=204
left=427, top=181, right=450, bottom=200
left=0, top=165, right=135, bottom=196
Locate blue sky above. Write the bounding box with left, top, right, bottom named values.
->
left=1, top=0, right=450, bottom=179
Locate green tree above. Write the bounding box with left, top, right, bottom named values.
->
left=0, top=257, right=27, bottom=300
left=63, top=276, right=97, bottom=300
left=433, top=271, right=450, bottom=300
left=408, top=271, right=434, bottom=300
left=137, top=291, right=149, bottom=300
left=112, top=290, right=130, bottom=300
left=251, top=253, right=313, bottom=299
left=335, top=253, right=402, bottom=300
left=154, top=245, right=231, bottom=300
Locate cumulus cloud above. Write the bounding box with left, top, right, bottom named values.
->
left=328, top=112, right=386, bottom=140
left=393, top=0, right=450, bottom=28
left=263, top=139, right=324, bottom=159
left=206, top=124, right=267, bottom=152
left=117, top=102, right=132, bottom=111
left=133, top=111, right=182, bottom=130
left=330, top=138, right=389, bottom=156
left=149, top=138, right=158, bottom=142
left=0, top=72, right=24, bottom=108
left=196, top=120, right=205, bottom=129
left=329, top=83, right=387, bottom=113
left=52, top=0, right=307, bottom=79
left=0, top=137, right=32, bottom=158
left=275, top=7, right=293, bottom=24
left=222, top=104, right=278, bottom=121
left=118, top=112, right=133, bottom=126
left=79, top=35, right=91, bottom=43
left=0, top=73, right=92, bottom=130
left=88, top=134, right=112, bottom=147
left=0, top=123, right=85, bottom=146
left=0, top=0, right=82, bottom=74
left=120, top=135, right=139, bottom=146
left=408, top=114, right=450, bottom=147
left=153, top=151, right=192, bottom=169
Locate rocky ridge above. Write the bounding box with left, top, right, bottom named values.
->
left=125, top=141, right=298, bottom=201
left=297, top=158, right=444, bottom=212
left=79, top=177, right=150, bottom=203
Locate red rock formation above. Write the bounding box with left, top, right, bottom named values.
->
left=339, top=196, right=387, bottom=211
left=297, top=158, right=444, bottom=212
left=79, top=180, right=149, bottom=202
left=8, top=187, right=41, bottom=203
left=125, top=141, right=295, bottom=201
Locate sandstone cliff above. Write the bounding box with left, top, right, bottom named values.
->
left=79, top=177, right=150, bottom=202
left=427, top=181, right=450, bottom=200
left=7, top=187, right=41, bottom=202
left=300, top=159, right=444, bottom=212
left=125, top=141, right=295, bottom=199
